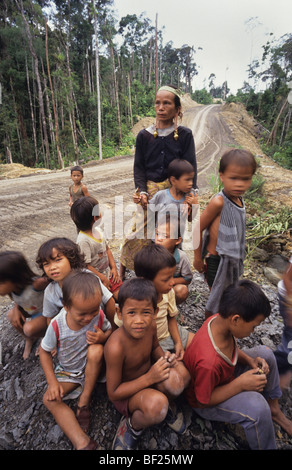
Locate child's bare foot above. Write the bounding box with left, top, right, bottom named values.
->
left=269, top=399, right=292, bottom=436
left=279, top=370, right=292, bottom=390
left=23, top=338, right=35, bottom=360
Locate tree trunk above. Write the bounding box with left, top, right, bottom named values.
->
left=128, top=73, right=133, bottom=128
left=16, top=0, right=50, bottom=168
left=9, top=77, right=24, bottom=164
left=267, top=97, right=288, bottom=146
left=45, top=18, right=64, bottom=169
left=93, top=0, right=102, bottom=160
left=148, top=37, right=153, bottom=85
left=155, top=14, right=158, bottom=95
left=64, top=43, right=79, bottom=163
left=110, top=44, right=122, bottom=143
left=25, top=55, right=38, bottom=164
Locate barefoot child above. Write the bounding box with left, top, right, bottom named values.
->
left=0, top=251, right=49, bottom=359
left=194, top=148, right=257, bottom=317
left=39, top=270, right=112, bottom=450
left=183, top=280, right=292, bottom=450
left=68, top=165, right=90, bottom=207
left=155, top=213, right=193, bottom=305
left=70, top=196, right=122, bottom=301
left=105, top=278, right=188, bottom=450
left=36, top=237, right=115, bottom=328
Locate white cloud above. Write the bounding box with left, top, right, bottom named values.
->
left=113, top=0, right=292, bottom=93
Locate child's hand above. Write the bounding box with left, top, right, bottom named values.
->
left=110, top=268, right=121, bottom=284
left=133, top=193, right=141, bottom=204
left=174, top=342, right=185, bottom=361
left=194, top=257, right=205, bottom=274
left=185, top=192, right=198, bottom=206
left=45, top=381, right=64, bottom=402
left=148, top=356, right=170, bottom=384
left=239, top=369, right=267, bottom=393
left=8, top=305, right=26, bottom=330
left=133, top=187, right=141, bottom=204
left=140, top=194, right=148, bottom=209
left=250, top=357, right=269, bottom=376
left=164, top=351, right=177, bottom=367
left=86, top=325, right=106, bottom=345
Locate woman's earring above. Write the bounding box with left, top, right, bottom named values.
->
left=153, top=118, right=158, bottom=138
left=174, top=115, right=178, bottom=140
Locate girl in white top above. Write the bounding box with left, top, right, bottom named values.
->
left=36, top=237, right=116, bottom=329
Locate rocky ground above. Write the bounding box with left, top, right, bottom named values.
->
left=0, top=100, right=292, bottom=452
left=1, top=253, right=292, bottom=452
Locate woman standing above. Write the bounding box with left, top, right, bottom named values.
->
left=119, top=85, right=197, bottom=278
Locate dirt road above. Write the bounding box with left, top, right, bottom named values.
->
left=0, top=104, right=234, bottom=279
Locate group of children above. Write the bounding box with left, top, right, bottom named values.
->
left=0, top=152, right=292, bottom=451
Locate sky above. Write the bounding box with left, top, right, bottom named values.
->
left=113, top=0, right=292, bottom=95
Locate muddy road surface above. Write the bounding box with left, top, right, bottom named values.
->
left=0, top=104, right=235, bottom=278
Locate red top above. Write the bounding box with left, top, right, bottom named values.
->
left=183, top=314, right=238, bottom=408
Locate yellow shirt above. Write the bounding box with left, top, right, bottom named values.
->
left=156, top=289, right=178, bottom=341
left=114, top=288, right=178, bottom=342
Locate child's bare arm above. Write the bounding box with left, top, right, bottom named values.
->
left=8, top=304, right=26, bottom=330
left=106, top=246, right=121, bottom=283
left=81, top=184, right=90, bottom=197
left=39, top=347, right=63, bottom=401
left=32, top=276, right=50, bottom=291
left=151, top=332, right=178, bottom=368
left=167, top=315, right=184, bottom=360
left=87, top=264, right=111, bottom=289
left=105, top=336, right=170, bottom=402
left=172, top=276, right=190, bottom=286
left=193, top=195, right=224, bottom=272
left=69, top=186, right=73, bottom=207
left=238, top=349, right=269, bottom=375
left=86, top=325, right=112, bottom=345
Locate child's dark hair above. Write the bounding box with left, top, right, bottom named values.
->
left=62, top=270, right=102, bottom=308
left=219, top=149, right=257, bottom=174
left=219, top=279, right=271, bottom=322
left=36, top=238, right=86, bottom=272
left=134, top=244, right=176, bottom=281
left=71, top=165, right=83, bottom=175
left=118, top=277, right=158, bottom=311
left=168, top=159, right=195, bottom=181
left=70, top=196, right=99, bottom=231
left=0, top=251, right=37, bottom=288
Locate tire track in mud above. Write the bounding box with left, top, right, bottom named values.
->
left=0, top=105, right=234, bottom=280
left=183, top=104, right=236, bottom=187
left=0, top=157, right=134, bottom=268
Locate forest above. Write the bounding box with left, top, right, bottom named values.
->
left=0, top=0, right=291, bottom=170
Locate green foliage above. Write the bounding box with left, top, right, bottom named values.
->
left=246, top=207, right=291, bottom=240
left=262, top=136, right=292, bottom=170
left=0, top=0, right=201, bottom=168
left=192, top=88, right=213, bottom=104
left=227, top=34, right=292, bottom=171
